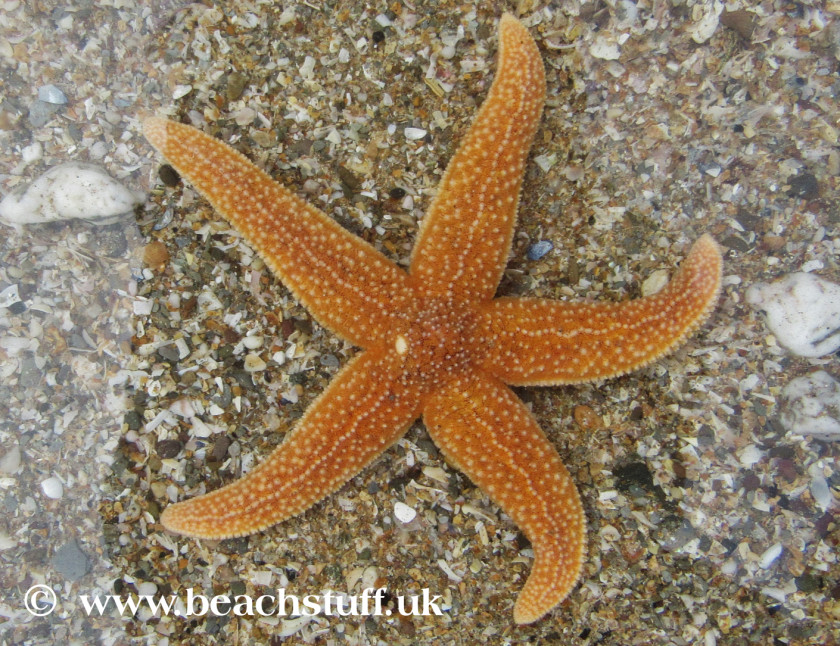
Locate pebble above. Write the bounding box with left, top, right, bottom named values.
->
left=37, top=84, right=68, bottom=104
left=0, top=162, right=143, bottom=227
left=243, top=335, right=264, bottom=350
left=28, top=100, right=63, bottom=128
left=0, top=445, right=21, bottom=474
left=573, top=404, right=604, bottom=431
left=50, top=539, right=91, bottom=581
left=810, top=470, right=832, bottom=510
left=746, top=273, right=840, bottom=357
left=641, top=269, right=670, bottom=297
left=41, top=476, right=64, bottom=499
left=780, top=371, right=840, bottom=440
left=143, top=241, right=170, bottom=268
left=758, top=543, right=783, bottom=569
left=243, top=353, right=267, bottom=372
left=394, top=501, right=417, bottom=523
left=526, top=240, right=553, bottom=261
left=404, top=127, right=427, bottom=141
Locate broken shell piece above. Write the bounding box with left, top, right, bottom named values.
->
left=780, top=370, right=840, bottom=440
left=746, top=272, right=840, bottom=357
left=0, top=162, right=143, bottom=227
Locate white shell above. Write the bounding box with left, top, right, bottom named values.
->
left=0, top=162, right=143, bottom=226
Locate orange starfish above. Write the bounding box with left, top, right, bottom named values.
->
left=143, top=14, right=721, bottom=624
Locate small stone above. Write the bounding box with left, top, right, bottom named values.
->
left=786, top=172, right=819, bottom=199
left=590, top=36, right=621, bottom=60
left=0, top=445, right=21, bottom=474
left=41, top=476, right=63, bottom=499
left=243, top=335, right=264, bottom=350
left=158, top=164, right=180, bottom=187
left=573, top=404, right=603, bottom=431
left=810, top=471, right=832, bottom=510
left=758, top=543, right=783, bottom=569
left=526, top=240, right=553, bottom=261
left=38, top=84, right=68, bottom=104
left=720, top=10, right=756, bottom=40
left=404, top=127, right=428, bottom=141
left=156, top=439, right=183, bottom=459
left=795, top=573, right=821, bottom=594
left=225, top=72, right=249, bottom=102
left=157, top=344, right=180, bottom=363
left=394, top=501, right=417, bottom=523
left=50, top=540, right=91, bottom=581
left=28, top=100, right=63, bottom=128
left=143, top=241, right=169, bottom=268
left=243, top=353, right=267, bottom=372
left=642, top=269, right=670, bottom=297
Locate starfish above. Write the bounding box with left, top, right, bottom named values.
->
left=143, top=14, right=722, bottom=624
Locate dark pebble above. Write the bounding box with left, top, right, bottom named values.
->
left=741, top=471, right=760, bottom=491
left=794, top=573, right=822, bottom=593
left=389, top=187, right=406, bottom=200
left=786, top=172, right=819, bottom=199
left=225, top=72, right=249, bottom=102
left=211, top=436, right=231, bottom=462
left=157, top=344, right=181, bottom=363
left=614, top=461, right=655, bottom=492
left=337, top=166, right=362, bottom=193
left=156, top=439, right=183, bottom=459
left=158, top=164, right=180, bottom=187
left=123, top=410, right=142, bottom=431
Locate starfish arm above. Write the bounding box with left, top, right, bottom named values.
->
left=144, top=117, right=415, bottom=348
left=409, top=14, right=546, bottom=302
left=476, top=235, right=722, bottom=385
left=160, top=347, right=422, bottom=539
left=424, top=371, right=585, bottom=624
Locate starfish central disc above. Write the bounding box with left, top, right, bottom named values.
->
left=395, top=298, right=480, bottom=388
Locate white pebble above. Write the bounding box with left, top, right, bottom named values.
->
left=137, top=581, right=158, bottom=596
left=41, top=476, right=64, bottom=499
left=0, top=162, right=143, bottom=227
left=0, top=445, right=21, bottom=475
left=404, top=127, right=428, bottom=141
left=243, top=353, right=267, bottom=372
left=810, top=474, right=832, bottom=510
left=738, top=444, right=763, bottom=467
left=393, top=501, right=417, bottom=524
left=642, top=269, right=670, bottom=297
left=590, top=36, right=621, bottom=60
left=746, top=272, right=840, bottom=357
left=758, top=543, right=783, bottom=569
left=38, top=84, right=67, bottom=104
left=243, top=335, right=264, bottom=350
left=781, top=371, right=840, bottom=440
left=21, top=142, right=43, bottom=164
